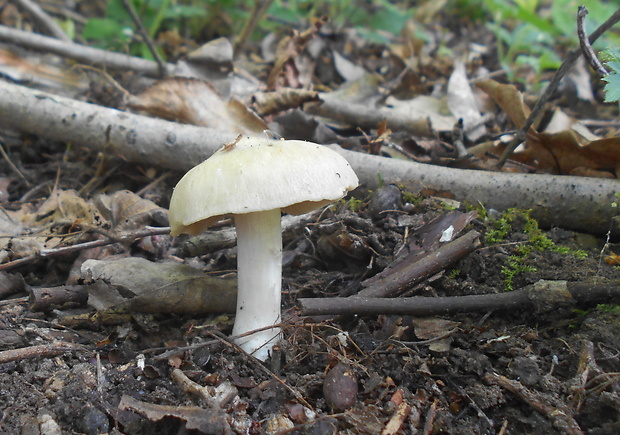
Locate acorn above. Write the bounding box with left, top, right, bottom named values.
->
left=323, top=363, right=358, bottom=410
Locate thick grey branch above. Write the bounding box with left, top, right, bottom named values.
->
left=0, top=25, right=174, bottom=77
left=0, top=80, right=617, bottom=235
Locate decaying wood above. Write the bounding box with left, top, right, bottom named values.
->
left=28, top=285, right=88, bottom=311
left=0, top=81, right=617, bottom=235
left=299, top=279, right=620, bottom=316
left=357, top=230, right=481, bottom=298
left=0, top=342, right=83, bottom=364
left=485, top=373, right=584, bottom=435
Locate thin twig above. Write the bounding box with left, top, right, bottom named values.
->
left=577, top=6, right=609, bottom=78
left=0, top=226, right=171, bottom=271
left=485, top=373, right=584, bottom=434
left=206, top=330, right=314, bottom=410
left=497, top=6, right=620, bottom=168
left=233, top=0, right=274, bottom=57
left=120, top=0, right=166, bottom=78
left=0, top=342, right=84, bottom=364
left=0, top=25, right=174, bottom=77
left=0, top=143, right=30, bottom=186
left=14, top=0, right=71, bottom=42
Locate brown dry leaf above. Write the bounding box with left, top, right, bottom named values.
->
left=412, top=317, right=460, bottom=340
left=267, top=17, right=325, bottom=90
left=604, top=252, right=620, bottom=265
left=412, top=317, right=459, bottom=352
left=31, top=189, right=97, bottom=229
left=475, top=79, right=530, bottom=129
left=0, top=48, right=88, bottom=95
left=252, top=88, right=319, bottom=116
left=526, top=130, right=620, bottom=177
left=477, top=79, right=620, bottom=177
left=126, top=77, right=267, bottom=134
left=1, top=190, right=99, bottom=262
left=94, top=190, right=167, bottom=231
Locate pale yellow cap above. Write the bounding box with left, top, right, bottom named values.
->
left=169, top=137, right=359, bottom=236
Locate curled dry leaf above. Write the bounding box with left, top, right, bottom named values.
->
left=126, top=77, right=267, bottom=135
left=476, top=79, right=620, bottom=177
left=266, top=17, right=325, bottom=90
left=252, top=88, right=319, bottom=116
left=94, top=190, right=167, bottom=230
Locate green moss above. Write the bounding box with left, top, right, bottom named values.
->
left=447, top=268, right=461, bottom=279
left=347, top=198, right=364, bottom=212
left=485, top=208, right=588, bottom=290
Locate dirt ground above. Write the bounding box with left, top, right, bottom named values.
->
left=1, top=174, right=620, bottom=434
left=1, top=2, right=620, bottom=434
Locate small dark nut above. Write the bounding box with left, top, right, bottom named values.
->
left=323, top=363, right=358, bottom=410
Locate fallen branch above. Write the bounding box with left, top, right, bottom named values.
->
left=485, top=373, right=584, bottom=435
left=357, top=230, right=481, bottom=298
left=0, top=25, right=173, bottom=77
left=0, top=80, right=617, bottom=235
left=298, top=279, right=620, bottom=316
left=0, top=342, right=83, bottom=363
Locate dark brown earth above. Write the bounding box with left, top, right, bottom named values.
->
left=1, top=2, right=620, bottom=435
left=1, top=164, right=620, bottom=434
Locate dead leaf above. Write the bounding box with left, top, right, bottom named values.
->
left=126, top=77, right=267, bottom=135
left=447, top=61, right=486, bottom=141
left=526, top=130, right=620, bottom=177
left=477, top=79, right=620, bottom=176
left=412, top=317, right=460, bottom=352
left=333, top=51, right=367, bottom=82
left=0, top=48, right=88, bottom=95
left=32, top=189, right=97, bottom=229
left=94, top=190, right=167, bottom=230
left=81, top=257, right=236, bottom=313
left=384, top=95, right=456, bottom=132
left=267, top=17, right=325, bottom=90
left=175, top=37, right=233, bottom=98
left=252, top=88, right=319, bottom=116
left=475, top=79, right=530, bottom=129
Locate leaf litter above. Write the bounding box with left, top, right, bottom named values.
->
left=0, top=3, right=620, bottom=435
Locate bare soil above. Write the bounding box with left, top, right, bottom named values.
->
left=1, top=168, right=620, bottom=434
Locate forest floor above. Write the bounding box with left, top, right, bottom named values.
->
left=1, top=2, right=620, bottom=434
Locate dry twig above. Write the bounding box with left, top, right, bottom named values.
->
left=299, top=279, right=620, bottom=316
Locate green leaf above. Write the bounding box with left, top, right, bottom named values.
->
left=602, top=73, right=620, bottom=102
left=164, top=5, right=208, bottom=19
left=82, top=18, right=127, bottom=41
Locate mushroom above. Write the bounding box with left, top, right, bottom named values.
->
left=168, top=136, right=359, bottom=360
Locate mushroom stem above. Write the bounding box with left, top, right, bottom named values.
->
left=232, top=209, right=282, bottom=361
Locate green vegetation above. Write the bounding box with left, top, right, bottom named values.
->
left=602, top=49, right=620, bottom=103
left=456, top=0, right=620, bottom=81
left=82, top=0, right=207, bottom=57
left=485, top=209, right=587, bottom=290
left=82, top=0, right=414, bottom=56
left=82, top=0, right=619, bottom=84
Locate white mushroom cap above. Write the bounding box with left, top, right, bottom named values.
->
left=169, top=137, right=359, bottom=235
